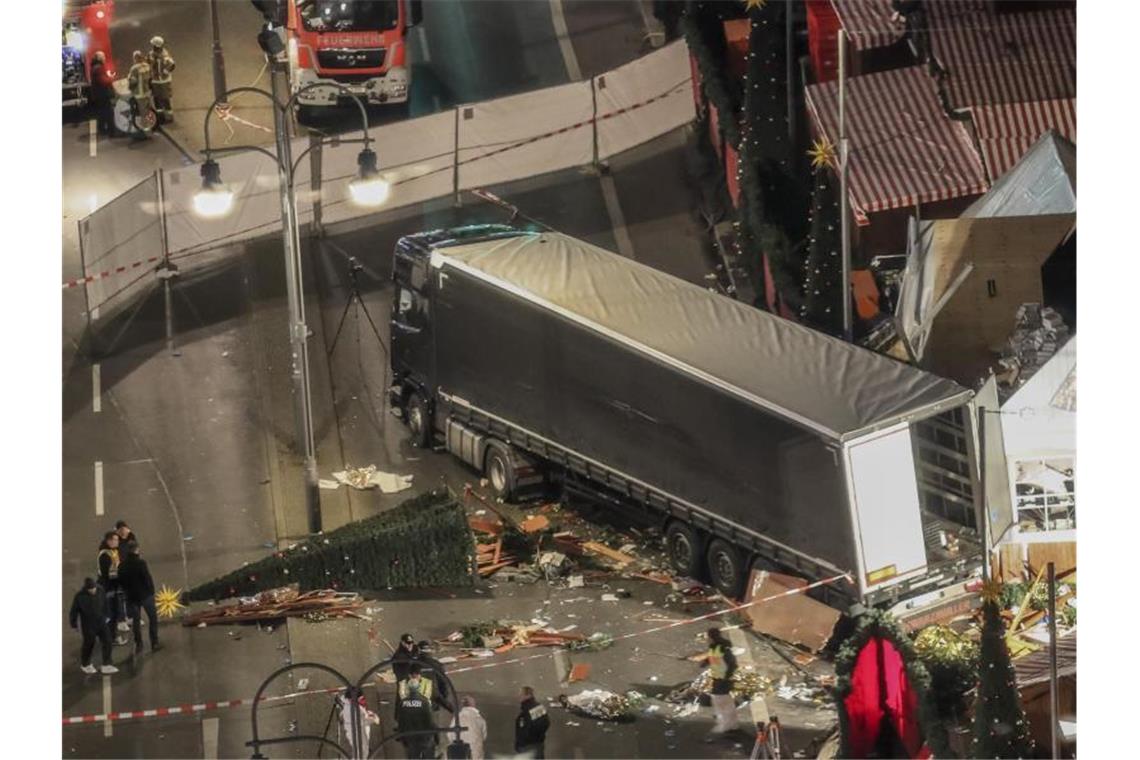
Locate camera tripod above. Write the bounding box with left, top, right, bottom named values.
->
left=328, top=256, right=387, bottom=361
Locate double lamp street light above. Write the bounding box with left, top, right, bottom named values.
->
left=192, top=32, right=391, bottom=534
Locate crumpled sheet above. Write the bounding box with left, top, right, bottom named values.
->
left=320, top=465, right=413, bottom=493
left=561, top=689, right=639, bottom=722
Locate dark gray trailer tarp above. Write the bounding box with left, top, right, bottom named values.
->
left=433, top=233, right=970, bottom=442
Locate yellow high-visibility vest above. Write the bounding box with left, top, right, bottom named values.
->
left=708, top=644, right=728, bottom=680
left=398, top=676, right=434, bottom=701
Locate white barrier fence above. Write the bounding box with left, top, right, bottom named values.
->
left=76, top=41, right=695, bottom=322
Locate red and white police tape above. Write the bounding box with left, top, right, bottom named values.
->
left=63, top=571, right=850, bottom=727
left=63, top=79, right=690, bottom=292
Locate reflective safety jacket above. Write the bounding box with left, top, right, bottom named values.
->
left=148, top=47, right=175, bottom=84
left=514, top=697, right=550, bottom=751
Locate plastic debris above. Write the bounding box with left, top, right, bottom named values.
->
left=329, top=465, right=414, bottom=493
left=559, top=690, right=637, bottom=722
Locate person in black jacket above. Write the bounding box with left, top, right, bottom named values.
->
left=391, top=632, right=420, bottom=682
left=395, top=664, right=437, bottom=759
left=89, top=51, right=116, bottom=136
left=70, top=578, right=118, bottom=674
left=97, top=531, right=128, bottom=644
left=416, top=640, right=453, bottom=713
left=115, top=520, right=138, bottom=547
left=119, top=542, right=161, bottom=652
left=514, top=686, right=550, bottom=759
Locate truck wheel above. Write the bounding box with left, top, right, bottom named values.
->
left=665, top=522, right=702, bottom=579
left=484, top=442, right=516, bottom=501
left=707, top=539, right=745, bottom=598
left=405, top=393, right=431, bottom=448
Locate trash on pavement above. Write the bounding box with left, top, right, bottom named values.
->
left=559, top=690, right=637, bottom=722
left=182, top=588, right=366, bottom=626
left=329, top=465, right=414, bottom=493
left=520, top=515, right=550, bottom=533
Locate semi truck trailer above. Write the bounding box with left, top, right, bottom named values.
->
left=388, top=225, right=986, bottom=612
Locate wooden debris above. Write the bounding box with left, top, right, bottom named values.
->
left=520, top=515, right=550, bottom=533
left=581, top=541, right=635, bottom=568
left=568, top=663, right=592, bottom=683
left=182, top=588, right=365, bottom=626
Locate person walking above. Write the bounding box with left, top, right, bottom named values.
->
left=70, top=578, right=118, bottom=674
left=703, top=627, right=740, bottom=738
left=147, top=36, right=176, bottom=123
left=89, top=51, right=116, bottom=136
left=457, top=695, right=488, bottom=760
left=119, top=542, right=161, bottom=653
left=514, top=686, right=550, bottom=759
left=97, top=532, right=128, bottom=645
left=395, top=664, right=437, bottom=759
left=392, top=632, right=421, bottom=682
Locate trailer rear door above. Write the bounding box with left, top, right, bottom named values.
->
left=846, top=424, right=928, bottom=592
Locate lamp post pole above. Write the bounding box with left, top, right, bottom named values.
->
left=268, top=58, right=322, bottom=534
left=209, top=0, right=228, bottom=106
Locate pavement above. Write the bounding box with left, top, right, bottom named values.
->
left=61, top=3, right=836, bottom=758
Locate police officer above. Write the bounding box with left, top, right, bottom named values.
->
left=703, top=627, right=740, bottom=738
left=514, top=686, right=550, bottom=759
left=417, top=640, right=454, bottom=713
left=147, top=36, right=175, bottom=123
left=396, top=664, right=437, bottom=759
left=126, top=50, right=153, bottom=136
left=392, top=632, right=421, bottom=682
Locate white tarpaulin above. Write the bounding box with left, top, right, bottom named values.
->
left=80, top=173, right=165, bottom=318
left=595, top=40, right=695, bottom=160
left=962, top=130, right=1076, bottom=219
left=319, top=110, right=456, bottom=226
left=1001, top=335, right=1076, bottom=462
left=457, top=80, right=594, bottom=190
left=163, top=146, right=312, bottom=255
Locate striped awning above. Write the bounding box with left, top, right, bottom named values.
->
left=972, top=97, right=1076, bottom=179
left=804, top=66, right=989, bottom=224
left=829, top=0, right=904, bottom=51
left=930, top=5, right=1076, bottom=108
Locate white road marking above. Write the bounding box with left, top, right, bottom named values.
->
left=416, top=25, right=431, bottom=64
left=93, top=363, right=102, bottom=413
left=599, top=174, right=636, bottom=260
left=549, top=0, right=583, bottom=81
left=89, top=119, right=97, bottom=157
left=88, top=193, right=99, bottom=214
left=202, top=717, right=220, bottom=759
left=94, top=461, right=104, bottom=517
left=102, top=676, right=113, bottom=737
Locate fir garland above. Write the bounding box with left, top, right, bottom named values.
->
left=833, top=609, right=951, bottom=759
left=680, top=8, right=741, bottom=148
left=185, top=488, right=475, bottom=602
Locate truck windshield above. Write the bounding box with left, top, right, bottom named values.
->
left=298, top=1, right=400, bottom=32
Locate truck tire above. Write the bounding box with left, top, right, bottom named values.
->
left=484, top=442, right=516, bottom=501
left=405, top=392, right=432, bottom=448
left=665, top=521, right=702, bottom=579
left=707, top=538, right=746, bottom=598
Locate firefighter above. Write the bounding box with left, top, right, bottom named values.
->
left=126, top=50, right=153, bottom=136
left=702, top=627, right=740, bottom=738
left=148, top=36, right=175, bottom=123
left=395, top=664, right=437, bottom=759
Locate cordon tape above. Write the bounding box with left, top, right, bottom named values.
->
left=62, top=79, right=690, bottom=291
left=63, top=571, right=850, bottom=726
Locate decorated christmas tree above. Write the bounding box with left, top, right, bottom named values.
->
left=799, top=147, right=843, bottom=335
left=185, top=488, right=474, bottom=602
left=971, top=582, right=1035, bottom=758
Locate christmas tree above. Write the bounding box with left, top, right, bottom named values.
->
left=186, top=488, right=474, bottom=602
left=799, top=155, right=843, bottom=336
left=971, top=586, right=1035, bottom=758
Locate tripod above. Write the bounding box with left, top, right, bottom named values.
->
left=328, top=256, right=387, bottom=360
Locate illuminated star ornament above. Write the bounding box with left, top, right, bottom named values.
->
left=979, top=577, right=1004, bottom=605
left=743, top=0, right=767, bottom=9
left=155, top=585, right=186, bottom=618
left=808, top=137, right=837, bottom=169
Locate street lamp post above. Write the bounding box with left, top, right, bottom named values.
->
left=194, top=45, right=390, bottom=534
left=208, top=0, right=228, bottom=106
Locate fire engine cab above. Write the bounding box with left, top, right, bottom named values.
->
left=62, top=0, right=114, bottom=110
left=284, top=0, right=422, bottom=112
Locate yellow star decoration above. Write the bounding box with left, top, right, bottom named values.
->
left=155, top=585, right=186, bottom=619
left=808, top=137, right=837, bottom=169
left=743, top=0, right=767, bottom=10
left=979, top=577, right=1004, bottom=605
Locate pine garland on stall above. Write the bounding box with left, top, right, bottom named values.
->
left=971, top=589, right=1035, bottom=758
left=680, top=2, right=742, bottom=147
left=833, top=609, right=950, bottom=759
left=799, top=163, right=843, bottom=335
left=185, top=489, right=475, bottom=602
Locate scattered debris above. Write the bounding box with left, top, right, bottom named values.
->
left=559, top=690, right=638, bottom=722
left=182, top=588, right=365, bottom=626
left=568, top=663, right=592, bottom=683
left=520, top=515, right=550, bottom=533
left=328, top=465, right=414, bottom=493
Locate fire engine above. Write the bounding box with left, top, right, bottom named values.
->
left=283, top=0, right=422, bottom=114
left=62, top=0, right=115, bottom=109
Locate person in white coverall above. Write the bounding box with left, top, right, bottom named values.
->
left=458, top=694, right=488, bottom=759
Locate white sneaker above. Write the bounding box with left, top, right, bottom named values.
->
left=80, top=664, right=97, bottom=675
left=114, top=635, right=129, bottom=646
left=117, top=621, right=132, bottom=632
left=99, top=665, right=119, bottom=674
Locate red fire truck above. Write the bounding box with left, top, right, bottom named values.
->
left=284, top=0, right=422, bottom=114
left=62, top=0, right=115, bottom=109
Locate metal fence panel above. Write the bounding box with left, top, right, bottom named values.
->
left=79, top=173, right=164, bottom=319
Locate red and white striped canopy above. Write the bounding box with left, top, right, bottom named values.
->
left=971, top=97, right=1076, bottom=179
left=829, top=0, right=904, bottom=51
left=805, top=66, right=989, bottom=224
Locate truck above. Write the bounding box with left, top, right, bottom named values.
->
left=62, top=1, right=115, bottom=110
left=388, top=225, right=988, bottom=614
left=283, top=0, right=422, bottom=114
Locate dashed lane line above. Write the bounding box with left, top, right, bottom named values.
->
left=92, top=364, right=102, bottom=413
left=89, top=119, right=97, bottom=158
left=94, top=461, right=104, bottom=517
left=102, top=676, right=113, bottom=737
left=202, top=717, right=220, bottom=759
left=548, top=0, right=583, bottom=81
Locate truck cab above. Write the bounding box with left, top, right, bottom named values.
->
left=284, top=0, right=422, bottom=111
left=62, top=1, right=115, bottom=109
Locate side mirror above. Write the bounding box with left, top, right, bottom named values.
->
left=410, top=0, right=424, bottom=27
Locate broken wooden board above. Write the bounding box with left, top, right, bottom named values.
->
left=520, top=515, right=550, bottom=533
left=743, top=570, right=841, bottom=653
left=581, top=541, right=635, bottom=568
